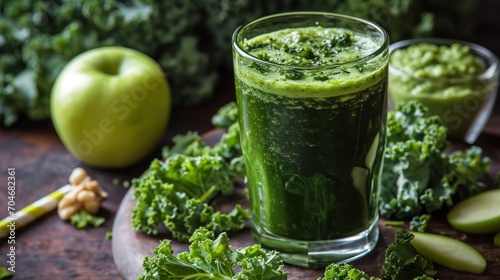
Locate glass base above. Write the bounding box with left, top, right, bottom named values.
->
left=251, top=217, right=379, bottom=268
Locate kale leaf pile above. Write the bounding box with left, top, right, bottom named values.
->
left=131, top=102, right=246, bottom=242
left=139, top=228, right=287, bottom=280
left=379, top=100, right=491, bottom=220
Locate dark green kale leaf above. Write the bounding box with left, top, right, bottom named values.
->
left=382, top=229, right=435, bottom=280
left=138, top=228, right=287, bottom=280
left=212, top=123, right=244, bottom=176
left=164, top=101, right=241, bottom=160
left=162, top=128, right=244, bottom=180
left=162, top=190, right=249, bottom=242
left=211, top=102, right=239, bottom=129
left=379, top=100, right=491, bottom=220
left=131, top=157, right=249, bottom=241
left=318, top=263, right=380, bottom=280
left=409, top=214, right=432, bottom=232
left=163, top=103, right=244, bottom=178
left=318, top=252, right=436, bottom=280
left=159, top=155, right=235, bottom=197
left=161, top=131, right=209, bottom=159
left=439, top=146, right=491, bottom=203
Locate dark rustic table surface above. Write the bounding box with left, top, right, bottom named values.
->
left=2, top=2, right=500, bottom=279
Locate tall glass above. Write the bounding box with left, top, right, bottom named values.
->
left=232, top=12, right=389, bottom=267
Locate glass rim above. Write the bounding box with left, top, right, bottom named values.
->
left=231, top=11, right=389, bottom=71
left=389, top=38, right=500, bottom=83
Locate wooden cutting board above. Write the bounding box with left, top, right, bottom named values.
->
left=112, top=130, right=500, bottom=280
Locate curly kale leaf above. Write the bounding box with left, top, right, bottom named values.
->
left=318, top=263, right=380, bottom=280
left=161, top=155, right=236, bottom=197
left=379, top=100, right=491, bottom=220
left=212, top=123, right=244, bottom=176
left=163, top=105, right=244, bottom=178
left=409, top=214, right=432, bottom=233
left=138, top=239, right=213, bottom=280
left=440, top=146, right=491, bottom=202
left=163, top=190, right=249, bottom=242
left=162, top=131, right=209, bottom=159
left=132, top=157, right=249, bottom=241
left=382, top=229, right=435, bottom=280
left=162, top=127, right=244, bottom=179
left=318, top=255, right=436, bottom=280
left=210, top=102, right=244, bottom=176
left=211, top=101, right=239, bottom=129
left=138, top=228, right=287, bottom=280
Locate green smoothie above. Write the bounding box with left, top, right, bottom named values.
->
left=234, top=26, right=388, bottom=241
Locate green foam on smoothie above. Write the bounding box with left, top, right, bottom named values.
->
left=237, top=26, right=387, bottom=98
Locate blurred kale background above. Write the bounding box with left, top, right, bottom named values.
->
left=0, top=0, right=495, bottom=126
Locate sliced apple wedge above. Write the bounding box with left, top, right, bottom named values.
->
left=410, top=231, right=486, bottom=274
left=447, top=189, right=500, bottom=234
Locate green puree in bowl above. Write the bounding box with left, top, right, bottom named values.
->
left=389, top=43, right=490, bottom=139
left=234, top=27, right=388, bottom=240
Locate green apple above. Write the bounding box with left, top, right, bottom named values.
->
left=51, top=46, right=171, bottom=168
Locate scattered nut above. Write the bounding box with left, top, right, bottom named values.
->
left=61, top=188, right=80, bottom=205
left=58, top=202, right=83, bottom=221
left=83, top=200, right=100, bottom=214
left=69, top=167, right=87, bottom=185
left=76, top=190, right=96, bottom=202
left=58, top=168, right=108, bottom=220
left=83, top=180, right=108, bottom=198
